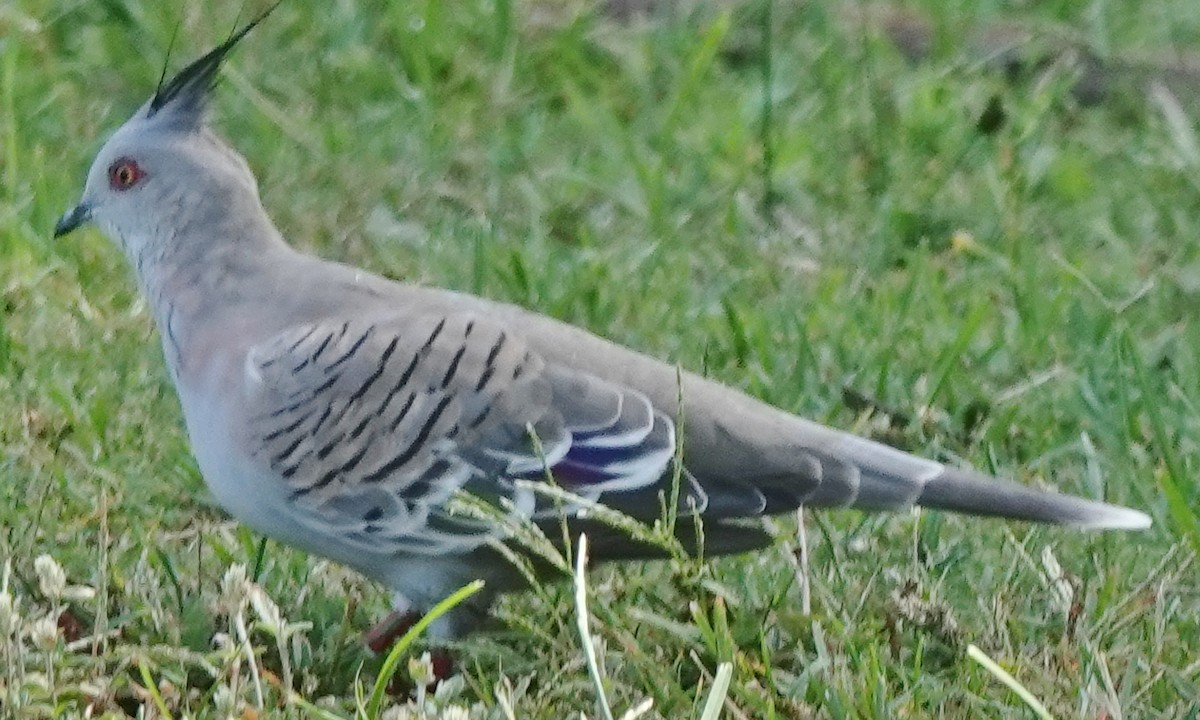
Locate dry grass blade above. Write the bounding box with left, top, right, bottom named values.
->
left=698, top=661, right=733, bottom=720
left=967, top=644, right=1055, bottom=720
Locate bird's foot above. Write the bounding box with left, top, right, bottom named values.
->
left=363, top=610, right=456, bottom=687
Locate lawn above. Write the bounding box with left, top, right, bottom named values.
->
left=1, top=0, right=1198, bottom=717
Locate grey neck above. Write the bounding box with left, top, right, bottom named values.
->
left=131, top=200, right=293, bottom=380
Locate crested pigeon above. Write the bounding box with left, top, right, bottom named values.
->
left=54, top=10, right=1151, bottom=643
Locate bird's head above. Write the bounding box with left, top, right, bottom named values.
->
left=54, top=6, right=279, bottom=259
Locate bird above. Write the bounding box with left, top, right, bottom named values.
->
left=54, top=10, right=1150, bottom=649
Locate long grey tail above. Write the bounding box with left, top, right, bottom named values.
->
left=911, top=466, right=1150, bottom=528
left=799, top=432, right=1152, bottom=530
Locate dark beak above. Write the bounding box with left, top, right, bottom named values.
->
left=54, top=203, right=92, bottom=238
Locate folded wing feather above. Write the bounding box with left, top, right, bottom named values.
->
left=240, top=313, right=707, bottom=555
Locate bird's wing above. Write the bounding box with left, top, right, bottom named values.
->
left=239, top=313, right=712, bottom=556
left=493, top=300, right=1152, bottom=531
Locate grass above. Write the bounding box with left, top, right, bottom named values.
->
left=1, top=0, right=1198, bottom=716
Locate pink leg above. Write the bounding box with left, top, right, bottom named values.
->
left=429, top=649, right=455, bottom=680
left=363, top=609, right=421, bottom=654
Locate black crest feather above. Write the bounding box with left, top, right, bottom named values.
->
left=147, top=1, right=282, bottom=120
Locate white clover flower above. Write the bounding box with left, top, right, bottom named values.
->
left=432, top=675, right=466, bottom=702
left=381, top=705, right=418, bottom=720
left=409, top=651, right=436, bottom=688
left=218, top=564, right=249, bottom=615
left=33, top=554, right=66, bottom=600
left=28, top=613, right=60, bottom=651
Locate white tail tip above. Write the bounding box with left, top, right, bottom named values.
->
left=1082, top=505, right=1153, bottom=530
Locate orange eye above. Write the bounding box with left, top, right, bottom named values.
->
left=108, top=158, right=144, bottom=190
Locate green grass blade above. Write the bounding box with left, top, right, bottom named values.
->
left=136, top=658, right=175, bottom=720
left=364, top=579, right=486, bottom=719
left=1121, top=330, right=1200, bottom=554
